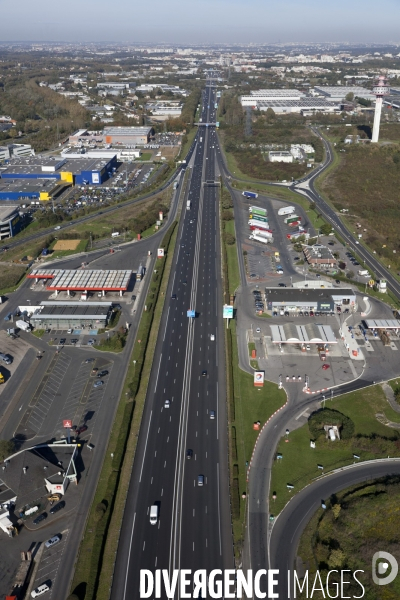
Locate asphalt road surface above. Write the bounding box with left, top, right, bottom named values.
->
left=111, top=82, right=233, bottom=600
left=270, top=459, right=400, bottom=598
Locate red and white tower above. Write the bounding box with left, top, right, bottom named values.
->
left=372, top=74, right=389, bottom=143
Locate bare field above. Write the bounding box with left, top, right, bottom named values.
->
left=53, top=239, right=81, bottom=251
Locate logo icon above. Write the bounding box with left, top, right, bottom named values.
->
left=372, top=551, right=398, bottom=586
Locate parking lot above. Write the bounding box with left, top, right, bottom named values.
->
left=30, top=529, right=70, bottom=599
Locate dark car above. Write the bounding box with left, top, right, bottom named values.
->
left=60, top=338, right=66, bottom=344
left=70, top=338, right=78, bottom=344
left=202, top=370, right=207, bottom=377
left=97, top=370, right=109, bottom=378
left=49, top=500, right=65, bottom=515
left=131, top=295, right=136, bottom=301
left=171, top=294, right=177, bottom=300
left=182, top=281, right=187, bottom=286
left=335, top=280, right=341, bottom=284
left=278, top=283, right=286, bottom=287
left=76, top=425, right=88, bottom=435
left=33, top=512, right=47, bottom=525
left=186, top=449, right=193, bottom=459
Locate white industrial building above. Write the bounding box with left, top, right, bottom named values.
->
left=256, top=99, right=340, bottom=114
left=269, top=151, right=293, bottom=163
left=0, top=144, right=34, bottom=162
left=313, top=86, right=376, bottom=102
left=241, top=89, right=305, bottom=106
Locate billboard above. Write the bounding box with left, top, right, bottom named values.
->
left=223, top=305, right=233, bottom=319
left=254, top=371, right=264, bottom=387
left=92, top=172, right=100, bottom=184
left=63, top=419, right=72, bottom=428
left=157, top=248, right=165, bottom=258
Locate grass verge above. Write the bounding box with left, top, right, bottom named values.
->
left=269, top=385, right=400, bottom=515
left=69, top=221, right=178, bottom=600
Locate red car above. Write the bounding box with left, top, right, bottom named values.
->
left=76, top=424, right=88, bottom=435
left=322, top=364, right=330, bottom=371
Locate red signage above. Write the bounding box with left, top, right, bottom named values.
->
left=63, top=420, right=72, bottom=428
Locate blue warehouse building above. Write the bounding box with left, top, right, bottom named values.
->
left=0, top=155, right=117, bottom=201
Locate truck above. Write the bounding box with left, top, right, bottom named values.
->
left=16, top=320, right=31, bottom=332
left=248, top=205, right=267, bottom=216
left=288, top=220, right=301, bottom=227
left=278, top=206, right=295, bottom=216
left=186, top=200, right=191, bottom=210
left=249, top=234, right=273, bottom=244
left=136, top=264, right=144, bottom=281
left=249, top=214, right=268, bottom=223
left=358, top=269, right=370, bottom=276
left=242, top=191, right=258, bottom=199
left=248, top=218, right=269, bottom=227
left=252, top=229, right=273, bottom=240
left=111, top=232, right=120, bottom=238
left=284, top=215, right=301, bottom=225
left=249, top=223, right=272, bottom=232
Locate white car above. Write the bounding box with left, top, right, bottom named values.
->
left=164, top=399, right=170, bottom=408
left=210, top=334, right=215, bottom=341
left=256, top=328, right=261, bottom=333
left=31, top=584, right=50, bottom=598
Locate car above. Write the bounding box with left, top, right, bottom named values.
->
left=278, top=283, right=287, bottom=287
left=250, top=273, right=257, bottom=278
left=256, top=327, right=261, bottom=333
left=33, top=512, right=47, bottom=525
left=354, top=261, right=360, bottom=266
left=92, top=367, right=98, bottom=373
left=299, top=311, right=303, bottom=316
left=94, top=380, right=104, bottom=388
left=186, top=449, right=193, bottom=459
left=284, top=311, right=289, bottom=317
left=59, top=338, right=66, bottom=345
left=273, top=311, right=278, bottom=316
left=87, top=339, right=95, bottom=345
left=171, top=294, right=177, bottom=300
left=182, top=281, right=187, bottom=286
left=45, top=328, right=51, bottom=334
left=85, top=358, right=94, bottom=364
left=76, top=425, right=88, bottom=435
left=252, top=291, right=261, bottom=296
left=190, top=220, right=194, bottom=223
left=210, top=410, right=215, bottom=419
left=202, top=370, right=207, bottom=377
left=335, top=280, right=341, bottom=284
left=355, top=241, right=360, bottom=244
left=328, top=241, right=334, bottom=246
left=322, top=363, right=330, bottom=370
left=306, top=345, right=311, bottom=350
left=316, top=274, right=321, bottom=278
left=315, top=312, right=320, bottom=317
left=31, top=583, right=50, bottom=597
left=294, top=256, right=300, bottom=261
left=310, top=311, right=314, bottom=316
left=164, top=399, right=170, bottom=408
left=97, top=370, right=109, bottom=378
left=49, top=500, right=65, bottom=515
left=70, top=338, right=78, bottom=344
left=67, top=329, right=73, bottom=334
left=197, top=475, right=204, bottom=486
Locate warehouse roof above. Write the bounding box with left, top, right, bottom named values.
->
left=28, top=269, right=132, bottom=291
left=0, top=179, right=60, bottom=194
left=256, top=99, right=339, bottom=109
left=103, top=126, right=152, bottom=136
left=1, top=156, right=113, bottom=176
left=31, top=302, right=111, bottom=320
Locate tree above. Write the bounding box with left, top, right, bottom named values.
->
left=345, top=92, right=354, bottom=102
left=332, top=504, right=342, bottom=519
left=0, top=439, right=15, bottom=461
left=328, top=548, right=346, bottom=569
left=224, top=232, right=236, bottom=245
left=320, top=223, right=333, bottom=236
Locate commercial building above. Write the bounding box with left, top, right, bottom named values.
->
left=269, top=151, right=293, bottom=163
left=69, top=129, right=104, bottom=146
left=240, top=89, right=305, bottom=106
left=256, top=99, right=340, bottom=114
left=0, top=178, right=62, bottom=202
left=0, top=155, right=117, bottom=187
left=313, top=86, right=376, bottom=102
left=0, top=206, right=23, bottom=239
left=61, top=148, right=141, bottom=162
left=97, top=82, right=135, bottom=90
left=103, top=126, right=153, bottom=145
left=303, top=244, right=337, bottom=267
left=265, top=287, right=357, bottom=313
left=30, top=301, right=112, bottom=329
left=0, top=144, right=34, bottom=162
left=270, top=322, right=337, bottom=345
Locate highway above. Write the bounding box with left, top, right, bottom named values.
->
left=111, top=82, right=233, bottom=600
left=270, top=459, right=400, bottom=597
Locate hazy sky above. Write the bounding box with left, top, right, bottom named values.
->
left=1, top=0, right=400, bottom=44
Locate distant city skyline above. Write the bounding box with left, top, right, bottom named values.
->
left=1, top=0, right=400, bottom=44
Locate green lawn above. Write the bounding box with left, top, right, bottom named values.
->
left=270, top=385, right=400, bottom=515
left=138, top=152, right=152, bottom=161
left=225, top=220, right=240, bottom=295
left=230, top=320, right=286, bottom=547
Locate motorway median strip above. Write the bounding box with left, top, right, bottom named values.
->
left=69, top=221, right=178, bottom=600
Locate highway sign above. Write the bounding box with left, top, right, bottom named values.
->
left=157, top=248, right=165, bottom=258
left=223, top=305, right=233, bottom=319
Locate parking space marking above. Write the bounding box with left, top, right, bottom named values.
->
left=32, top=529, right=70, bottom=598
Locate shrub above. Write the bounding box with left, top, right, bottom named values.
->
left=224, top=232, right=236, bottom=245
left=308, top=408, right=355, bottom=440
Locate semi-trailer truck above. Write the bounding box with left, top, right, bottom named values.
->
left=249, top=214, right=268, bottom=223
left=248, top=219, right=270, bottom=229
left=278, top=206, right=295, bottom=216
left=284, top=215, right=301, bottom=225
left=242, top=191, right=258, bottom=199
left=249, top=223, right=272, bottom=232
left=253, top=229, right=273, bottom=239
left=249, top=234, right=273, bottom=244
left=16, top=320, right=31, bottom=332
left=248, top=205, right=267, bottom=216
left=288, top=220, right=301, bottom=227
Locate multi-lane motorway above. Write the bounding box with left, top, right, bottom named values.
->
left=111, top=83, right=233, bottom=599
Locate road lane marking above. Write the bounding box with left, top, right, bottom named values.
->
left=139, top=411, right=152, bottom=483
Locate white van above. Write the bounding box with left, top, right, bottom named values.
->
left=31, top=583, right=50, bottom=597
left=150, top=505, right=158, bottom=525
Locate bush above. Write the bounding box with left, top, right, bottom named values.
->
left=94, top=502, right=107, bottom=522
left=224, top=232, right=236, bottom=245
left=222, top=210, right=234, bottom=221
left=308, top=408, right=355, bottom=440
left=0, top=439, right=15, bottom=461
